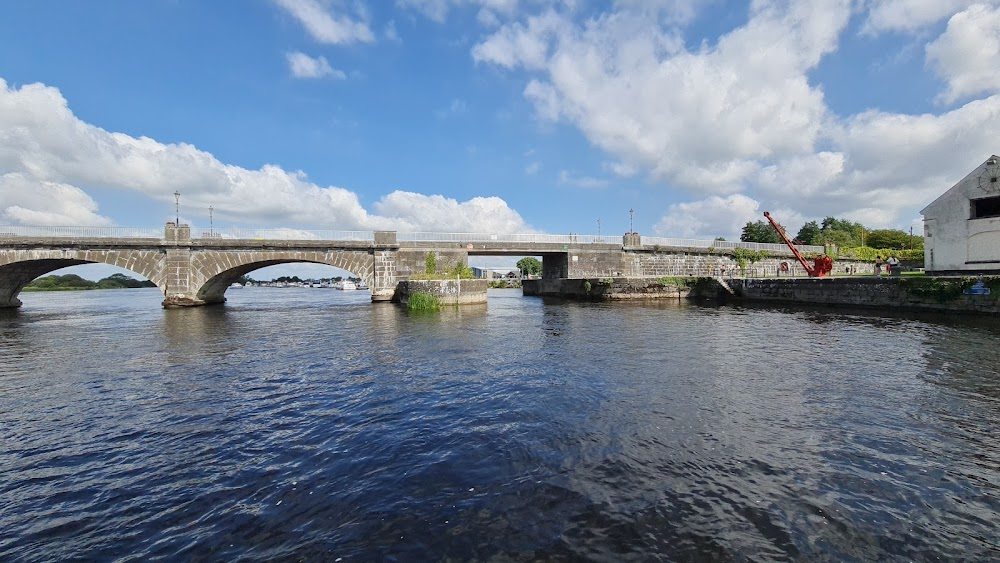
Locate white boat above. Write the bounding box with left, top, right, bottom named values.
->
left=229, top=282, right=244, bottom=289
left=334, top=280, right=357, bottom=290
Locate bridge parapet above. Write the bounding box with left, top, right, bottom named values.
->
left=164, top=222, right=190, bottom=243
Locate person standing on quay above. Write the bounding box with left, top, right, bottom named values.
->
left=887, top=255, right=900, bottom=276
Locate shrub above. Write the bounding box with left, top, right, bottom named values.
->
left=730, top=248, right=770, bottom=269
left=657, top=277, right=691, bottom=288
left=407, top=292, right=441, bottom=311
left=449, top=262, right=475, bottom=279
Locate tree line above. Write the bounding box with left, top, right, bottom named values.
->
left=740, top=217, right=923, bottom=251
left=24, top=273, right=156, bottom=291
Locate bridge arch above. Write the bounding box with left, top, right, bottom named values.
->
left=189, top=250, right=375, bottom=305
left=0, top=249, right=167, bottom=308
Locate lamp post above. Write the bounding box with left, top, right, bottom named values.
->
left=629, top=208, right=634, bottom=234
left=174, top=191, right=180, bottom=225
left=597, top=218, right=601, bottom=236
left=209, top=205, right=214, bottom=236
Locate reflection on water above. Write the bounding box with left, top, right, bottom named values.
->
left=1, top=287, right=999, bottom=561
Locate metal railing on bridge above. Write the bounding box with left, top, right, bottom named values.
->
left=396, top=232, right=622, bottom=244
left=0, top=226, right=164, bottom=238
left=0, top=226, right=825, bottom=253
left=640, top=236, right=825, bottom=254
left=193, top=228, right=374, bottom=241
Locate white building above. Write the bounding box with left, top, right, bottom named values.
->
left=921, top=155, right=1000, bottom=275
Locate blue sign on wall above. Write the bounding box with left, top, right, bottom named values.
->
left=963, top=279, right=991, bottom=295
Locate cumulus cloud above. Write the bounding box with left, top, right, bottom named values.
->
left=286, top=51, right=346, bottom=79
left=373, top=192, right=531, bottom=232
left=274, top=0, right=374, bottom=44
left=926, top=4, right=1000, bottom=104
left=861, top=0, right=984, bottom=35
left=473, top=2, right=849, bottom=193
left=460, top=1, right=1000, bottom=233
left=0, top=79, right=532, bottom=233
left=653, top=194, right=761, bottom=240
left=0, top=173, right=112, bottom=226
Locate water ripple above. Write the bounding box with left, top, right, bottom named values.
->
left=1, top=289, right=999, bottom=561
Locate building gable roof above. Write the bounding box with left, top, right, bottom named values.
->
left=921, top=155, right=1000, bottom=216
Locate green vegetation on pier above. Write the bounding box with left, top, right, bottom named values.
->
left=407, top=292, right=442, bottom=311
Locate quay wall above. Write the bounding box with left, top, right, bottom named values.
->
left=523, top=277, right=707, bottom=300
left=525, top=276, right=1000, bottom=315
left=731, top=277, right=1000, bottom=314
left=396, top=279, right=488, bottom=305
left=625, top=249, right=870, bottom=278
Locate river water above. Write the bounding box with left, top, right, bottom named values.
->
left=1, top=287, right=998, bottom=561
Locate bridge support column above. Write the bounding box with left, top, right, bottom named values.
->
left=371, top=231, right=399, bottom=302
left=159, top=226, right=216, bottom=308
left=0, top=293, right=21, bottom=309
left=161, top=247, right=205, bottom=308
left=542, top=253, right=569, bottom=280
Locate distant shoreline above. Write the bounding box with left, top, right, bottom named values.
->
left=21, top=286, right=155, bottom=292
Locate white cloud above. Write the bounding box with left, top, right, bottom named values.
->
left=524, top=161, right=541, bottom=175
left=0, top=79, right=532, bottom=233
left=0, top=173, right=112, bottom=226
left=925, top=4, right=1000, bottom=104
left=474, top=2, right=850, bottom=193
left=274, top=0, right=374, bottom=44
left=861, top=0, right=984, bottom=35
left=372, top=192, right=531, bottom=232
left=557, top=170, right=608, bottom=188
left=653, top=194, right=761, bottom=240
left=286, top=51, right=346, bottom=79
left=465, top=2, right=1000, bottom=232
left=399, top=0, right=523, bottom=24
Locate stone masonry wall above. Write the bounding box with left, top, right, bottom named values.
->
left=397, top=279, right=488, bottom=305
left=627, top=250, right=869, bottom=278
left=733, top=277, right=1000, bottom=313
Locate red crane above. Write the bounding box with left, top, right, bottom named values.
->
left=763, top=211, right=832, bottom=277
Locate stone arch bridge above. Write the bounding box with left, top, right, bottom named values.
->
left=0, top=224, right=820, bottom=308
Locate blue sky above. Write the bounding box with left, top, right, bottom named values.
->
left=2, top=0, right=1000, bottom=279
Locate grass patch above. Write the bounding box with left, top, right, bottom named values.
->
left=656, top=277, right=693, bottom=288
left=407, top=292, right=441, bottom=311
left=900, top=276, right=978, bottom=303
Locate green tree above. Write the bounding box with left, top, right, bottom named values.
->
left=740, top=220, right=782, bottom=244
left=449, top=261, right=475, bottom=279
left=795, top=221, right=821, bottom=245
left=866, top=229, right=923, bottom=250
left=818, top=216, right=863, bottom=247
left=425, top=252, right=437, bottom=275
left=517, top=257, right=542, bottom=277
left=98, top=273, right=146, bottom=288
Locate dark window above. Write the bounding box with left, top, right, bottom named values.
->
left=971, top=196, right=1000, bottom=219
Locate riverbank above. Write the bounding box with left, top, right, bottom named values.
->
left=22, top=273, right=155, bottom=292
left=524, top=275, right=1000, bottom=315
